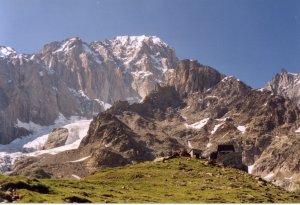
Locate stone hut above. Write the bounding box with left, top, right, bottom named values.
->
left=210, top=144, right=247, bottom=172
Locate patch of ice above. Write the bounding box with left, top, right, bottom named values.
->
left=39, top=71, right=44, bottom=77
left=185, top=118, right=209, bottom=130
left=211, top=123, right=224, bottom=134
left=237, top=125, right=246, bottom=134
left=68, top=155, right=91, bottom=163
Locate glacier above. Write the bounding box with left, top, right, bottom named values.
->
left=0, top=114, right=91, bottom=173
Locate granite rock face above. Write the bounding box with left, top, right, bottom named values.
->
left=0, top=36, right=177, bottom=144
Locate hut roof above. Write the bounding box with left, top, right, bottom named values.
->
left=217, top=144, right=235, bottom=152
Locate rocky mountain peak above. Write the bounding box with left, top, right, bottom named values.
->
left=113, top=35, right=168, bottom=48
left=265, top=69, right=300, bottom=106
left=0, top=36, right=178, bottom=144
left=41, top=37, right=87, bottom=56
left=170, top=59, right=225, bottom=96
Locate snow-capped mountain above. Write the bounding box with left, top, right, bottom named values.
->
left=0, top=36, right=177, bottom=144
left=10, top=60, right=300, bottom=191
left=265, top=69, right=300, bottom=106
left=1, top=36, right=300, bottom=193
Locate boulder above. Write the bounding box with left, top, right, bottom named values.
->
left=43, top=128, right=69, bottom=149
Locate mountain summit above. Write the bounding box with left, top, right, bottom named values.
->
left=0, top=36, right=177, bottom=144
left=265, top=69, right=300, bottom=106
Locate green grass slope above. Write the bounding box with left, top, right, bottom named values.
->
left=0, top=158, right=299, bottom=203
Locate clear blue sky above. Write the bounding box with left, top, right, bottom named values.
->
left=0, top=0, right=299, bottom=88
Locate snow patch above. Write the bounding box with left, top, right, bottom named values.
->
left=248, top=164, right=255, bottom=174
left=94, top=99, right=112, bottom=110
left=185, top=118, right=209, bottom=130
left=53, top=38, right=79, bottom=54
left=288, top=72, right=297, bottom=76
left=71, top=174, right=81, bottom=179
left=295, top=127, right=300, bottom=133
left=0, top=46, right=16, bottom=58
left=206, top=142, right=212, bottom=148
left=221, top=76, right=234, bottom=82
left=285, top=176, right=293, bottom=180
left=216, top=117, right=229, bottom=122
left=115, top=35, right=167, bottom=47
left=68, top=155, right=91, bottom=163
left=257, top=88, right=265, bottom=92
left=68, top=88, right=90, bottom=100
left=237, top=125, right=246, bottom=134
left=264, top=172, right=275, bottom=180
left=131, top=71, right=153, bottom=79
left=211, top=123, right=224, bottom=134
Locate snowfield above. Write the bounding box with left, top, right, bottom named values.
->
left=185, top=118, right=210, bottom=130
left=0, top=114, right=91, bottom=173
left=211, top=123, right=224, bottom=134
left=237, top=125, right=246, bottom=134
